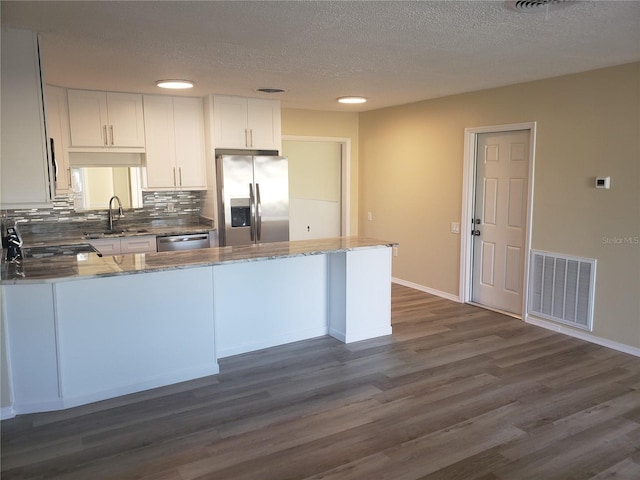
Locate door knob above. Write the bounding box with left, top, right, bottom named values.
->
left=472, top=230, right=481, bottom=236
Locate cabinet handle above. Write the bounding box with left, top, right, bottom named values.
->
left=173, top=167, right=177, bottom=187
left=67, top=168, right=72, bottom=188
left=103, top=125, right=108, bottom=146
left=245, top=128, right=250, bottom=148
left=179, top=168, right=183, bottom=187
left=109, top=125, right=114, bottom=145
left=249, top=129, right=254, bottom=148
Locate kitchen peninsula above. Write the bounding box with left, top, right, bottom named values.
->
left=2, top=237, right=394, bottom=415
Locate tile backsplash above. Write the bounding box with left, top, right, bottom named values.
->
left=1, top=191, right=211, bottom=236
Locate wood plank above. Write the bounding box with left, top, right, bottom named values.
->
left=2, top=284, right=639, bottom=480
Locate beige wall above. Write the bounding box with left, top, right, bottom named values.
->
left=359, top=63, right=640, bottom=349
left=281, top=109, right=359, bottom=234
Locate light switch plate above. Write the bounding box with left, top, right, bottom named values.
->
left=595, top=176, right=611, bottom=189
left=451, top=222, right=460, bottom=234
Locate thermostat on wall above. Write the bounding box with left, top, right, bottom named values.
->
left=595, top=176, right=611, bottom=189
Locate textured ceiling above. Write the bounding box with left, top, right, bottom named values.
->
left=2, top=1, right=639, bottom=112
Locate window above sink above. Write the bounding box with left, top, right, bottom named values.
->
left=71, top=167, right=143, bottom=211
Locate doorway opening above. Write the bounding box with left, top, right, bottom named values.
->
left=282, top=136, right=351, bottom=240
left=460, top=123, right=536, bottom=318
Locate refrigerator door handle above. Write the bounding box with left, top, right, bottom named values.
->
left=249, top=183, right=256, bottom=242
left=256, top=183, right=262, bottom=241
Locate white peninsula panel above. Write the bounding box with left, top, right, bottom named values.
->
left=213, top=255, right=328, bottom=358
left=328, top=247, right=393, bottom=343
left=54, top=267, right=217, bottom=405
left=4, top=283, right=60, bottom=411
left=2, top=238, right=394, bottom=416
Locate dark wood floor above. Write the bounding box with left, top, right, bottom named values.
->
left=2, top=284, right=639, bottom=480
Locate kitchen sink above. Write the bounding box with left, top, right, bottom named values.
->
left=83, top=228, right=149, bottom=239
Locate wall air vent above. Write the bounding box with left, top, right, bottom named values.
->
left=506, top=0, right=578, bottom=13
left=528, top=250, right=596, bottom=331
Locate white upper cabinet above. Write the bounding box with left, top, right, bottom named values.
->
left=173, top=97, right=207, bottom=189
left=45, top=85, right=72, bottom=195
left=247, top=98, right=282, bottom=150
left=213, top=95, right=281, bottom=151
left=1, top=28, right=53, bottom=208
left=67, top=89, right=145, bottom=150
left=143, top=95, right=206, bottom=190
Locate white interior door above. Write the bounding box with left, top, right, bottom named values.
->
left=283, top=140, right=342, bottom=241
left=471, top=130, right=530, bottom=315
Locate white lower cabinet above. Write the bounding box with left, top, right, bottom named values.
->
left=89, top=235, right=156, bottom=255
left=87, top=238, right=120, bottom=255
left=120, top=236, right=157, bottom=254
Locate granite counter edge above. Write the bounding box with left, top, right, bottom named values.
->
left=1, top=240, right=397, bottom=284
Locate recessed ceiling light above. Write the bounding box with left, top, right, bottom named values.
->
left=256, top=88, right=286, bottom=94
left=156, top=80, right=194, bottom=89
left=338, top=96, right=367, bottom=104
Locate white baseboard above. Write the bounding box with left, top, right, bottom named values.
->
left=526, top=314, right=640, bottom=358
left=343, top=326, right=393, bottom=344
left=328, top=327, right=346, bottom=343
left=217, top=327, right=329, bottom=359
left=9, top=364, right=220, bottom=416
left=328, top=326, right=393, bottom=344
left=392, top=277, right=461, bottom=303
left=391, top=278, right=639, bottom=358
left=1, top=406, right=16, bottom=421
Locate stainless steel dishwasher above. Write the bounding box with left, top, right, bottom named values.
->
left=156, top=233, right=213, bottom=252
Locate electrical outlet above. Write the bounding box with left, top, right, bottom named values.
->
left=367, top=212, right=373, bottom=221
left=393, top=245, right=399, bottom=257
left=451, top=222, right=460, bottom=234
left=167, top=202, right=176, bottom=213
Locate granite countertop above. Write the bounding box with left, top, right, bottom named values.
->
left=21, top=224, right=216, bottom=247
left=1, top=237, right=397, bottom=284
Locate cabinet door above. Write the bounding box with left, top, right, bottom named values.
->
left=174, top=97, right=206, bottom=189
left=45, top=86, right=72, bottom=194
left=1, top=29, right=53, bottom=208
left=213, top=95, right=248, bottom=149
left=106, top=92, right=145, bottom=147
left=67, top=89, right=109, bottom=147
left=120, top=235, right=157, bottom=254
left=143, top=95, right=177, bottom=188
left=88, top=238, right=121, bottom=255
left=247, top=98, right=281, bottom=150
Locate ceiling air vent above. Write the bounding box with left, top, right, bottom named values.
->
left=256, top=88, right=286, bottom=94
left=506, top=0, right=578, bottom=13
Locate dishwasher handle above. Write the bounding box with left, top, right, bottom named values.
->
left=156, top=234, right=211, bottom=252
left=159, top=235, right=208, bottom=243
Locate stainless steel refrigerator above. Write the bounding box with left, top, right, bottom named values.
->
left=216, top=154, right=289, bottom=246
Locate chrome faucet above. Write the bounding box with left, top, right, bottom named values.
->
left=108, top=195, right=123, bottom=231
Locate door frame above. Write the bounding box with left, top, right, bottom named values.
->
left=281, top=135, right=352, bottom=236
left=459, top=122, right=537, bottom=318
